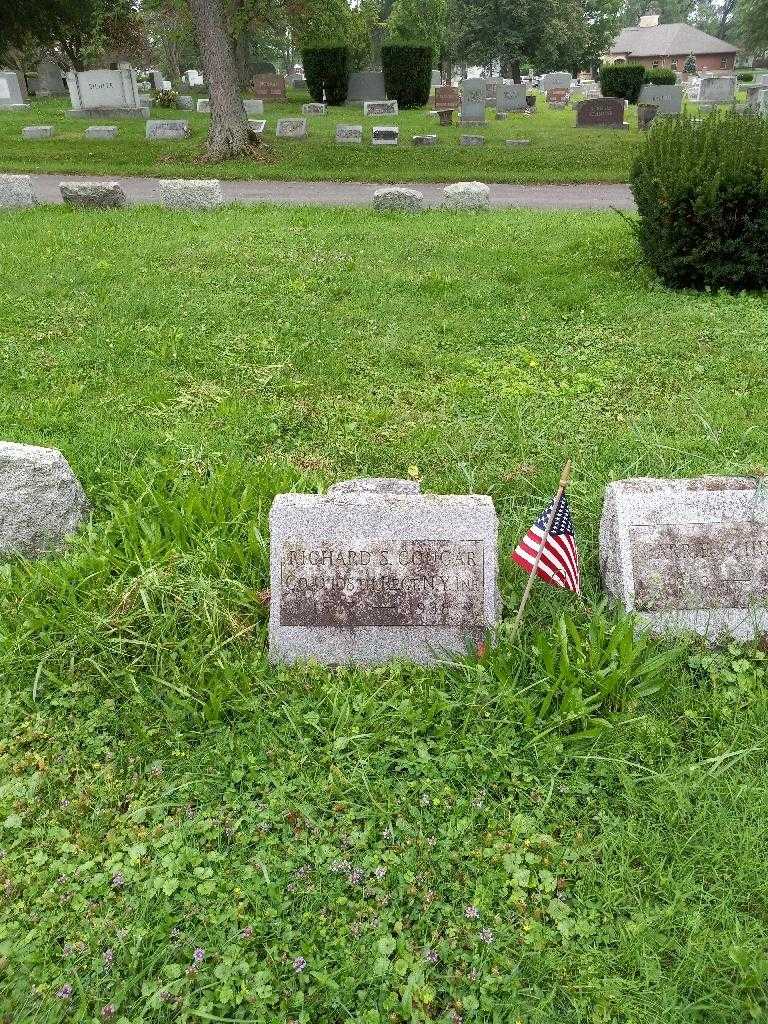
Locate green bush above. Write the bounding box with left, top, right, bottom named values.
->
left=738, top=72, right=754, bottom=82
left=600, top=62, right=647, bottom=104
left=301, top=46, right=350, bottom=105
left=630, top=112, right=768, bottom=290
left=645, top=68, right=677, bottom=85
left=381, top=44, right=432, bottom=108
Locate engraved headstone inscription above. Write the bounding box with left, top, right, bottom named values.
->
left=600, top=476, right=768, bottom=641
left=459, top=79, right=486, bottom=123
left=269, top=478, right=500, bottom=665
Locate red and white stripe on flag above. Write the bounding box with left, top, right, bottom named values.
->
left=512, top=497, right=581, bottom=594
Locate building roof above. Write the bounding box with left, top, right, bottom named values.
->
left=610, top=23, right=738, bottom=56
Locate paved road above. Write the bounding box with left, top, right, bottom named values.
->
left=31, top=173, right=635, bottom=211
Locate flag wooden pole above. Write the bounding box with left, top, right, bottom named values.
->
left=510, top=459, right=572, bottom=639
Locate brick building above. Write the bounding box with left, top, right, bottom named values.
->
left=606, top=14, right=738, bottom=73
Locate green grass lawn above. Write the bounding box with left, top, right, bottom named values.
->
left=0, top=90, right=648, bottom=184
left=1, top=204, right=768, bottom=1023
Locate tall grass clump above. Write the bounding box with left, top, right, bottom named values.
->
left=630, top=112, right=768, bottom=290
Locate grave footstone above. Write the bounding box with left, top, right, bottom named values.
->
left=84, top=125, right=118, bottom=139
left=146, top=119, right=190, bottom=140
left=506, top=138, right=531, bottom=145
left=177, top=95, right=194, bottom=110
left=159, top=178, right=224, bottom=210
left=600, top=476, right=768, bottom=642
left=59, top=181, right=127, bottom=209
left=276, top=117, right=308, bottom=139
left=268, top=477, right=500, bottom=665
left=243, top=99, right=264, bottom=115
left=373, top=187, right=424, bottom=212
left=372, top=125, right=399, bottom=145
left=638, top=84, right=683, bottom=114
left=0, top=173, right=36, bottom=209
left=364, top=99, right=399, bottom=116
left=412, top=134, right=438, bottom=145
left=336, top=124, right=363, bottom=144
left=22, top=126, right=54, bottom=139
left=460, top=134, right=485, bottom=145
left=0, top=441, right=88, bottom=558
left=576, top=97, right=627, bottom=128
left=459, top=79, right=486, bottom=123
left=302, top=102, right=326, bottom=115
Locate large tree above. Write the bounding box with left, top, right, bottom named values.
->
left=188, top=0, right=252, bottom=159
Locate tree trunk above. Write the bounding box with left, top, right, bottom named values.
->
left=234, top=31, right=252, bottom=91
left=188, top=0, right=251, bottom=160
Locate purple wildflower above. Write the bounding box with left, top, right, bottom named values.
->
left=101, top=1004, right=117, bottom=1019
left=240, top=925, right=254, bottom=939
left=480, top=927, right=494, bottom=944
left=102, top=948, right=114, bottom=967
left=348, top=868, right=364, bottom=886
left=57, top=984, right=73, bottom=999
left=423, top=948, right=439, bottom=964
left=464, top=905, right=480, bottom=919
left=374, top=866, right=387, bottom=879
left=110, top=873, right=124, bottom=890
left=193, top=947, right=205, bottom=964
left=293, top=956, right=307, bottom=973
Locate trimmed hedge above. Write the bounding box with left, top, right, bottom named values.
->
left=645, top=68, right=677, bottom=85
left=630, top=112, right=768, bottom=291
left=600, top=63, right=646, bottom=104
left=738, top=72, right=754, bottom=82
left=381, top=44, right=432, bottom=108
left=302, top=46, right=349, bottom=105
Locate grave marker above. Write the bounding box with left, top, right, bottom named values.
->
left=459, top=79, right=486, bottom=123
left=276, top=117, right=308, bottom=139
left=600, top=476, right=768, bottom=641
left=576, top=97, right=627, bottom=128
left=250, top=74, right=286, bottom=99
left=364, top=99, right=398, bottom=116
left=66, top=68, right=147, bottom=118
left=269, top=478, right=499, bottom=665
left=638, top=84, right=683, bottom=114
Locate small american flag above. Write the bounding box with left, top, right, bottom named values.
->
left=512, top=495, right=581, bottom=594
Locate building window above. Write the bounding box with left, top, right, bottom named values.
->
left=721, top=56, right=728, bottom=67
left=652, top=59, right=660, bottom=68
left=671, top=59, right=678, bottom=70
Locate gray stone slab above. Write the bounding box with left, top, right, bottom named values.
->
left=176, top=95, right=194, bottom=110
left=460, top=134, right=485, bottom=145
left=443, top=181, right=490, bottom=210
left=146, top=119, right=190, bottom=140
left=372, top=125, right=399, bottom=145
left=638, top=84, right=683, bottom=114
left=276, top=117, right=307, bottom=139
left=66, top=105, right=148, bottom=119
left=196, top=98, right=210, bottom=113
left=159, top=178, right=224, bottom=210
left=0, top=441, right=88, bottom=558
left=59, top=181, right=126, bottom=208
left=336, top=124, right=363, bottom=144
left=412, top=134, right=438, bottom=145
left=373, top=187, right=424, bottom=212
left=22, top=126, right=54, bottom=139
left=498, top=82, right=527, bottom=112
left=66, top=69, right=142, bottom=113
left=84, top=125, right=118, bottom=140
left=506, top=138, right=531, bottom=145
left=600, top=476, right=768, bottom=642
left=302, top=102, right=326, bottom=115
left=540, top=72, right=572, bottom=92
left=459, top=79, right=486, bottom=123
left=268, top=477, right=500, bottom=665
left=243, top=99, right=264, bottom=115
left=699, top=75, right=736, bottom=107
left=346, top=72, right=387, bottom=103
left=0, top=71, right=24, bottom=107
left=0, top=173, right=36, bottom=208
left=364, top=99, right=398, bottom=116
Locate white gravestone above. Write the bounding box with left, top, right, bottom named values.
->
left=364, top=100, right=398, bottom=116
left=269, top=478, right=500, bottom=666
left=243, top=99, right=264, bottom=115
left=540, top=72, right=572, bottom=92
left=600, top=476, right=768, bottom=642
left=459, top=79, right=486, bottom=124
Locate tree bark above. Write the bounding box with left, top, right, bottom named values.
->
left=234, top=31, right=252, bottom=91
left=188, top=0, right=251, bottom=160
